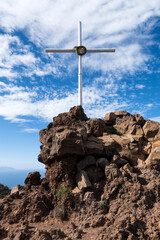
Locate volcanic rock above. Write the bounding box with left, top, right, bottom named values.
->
left=76, top=170, right=92, bottom=190
left=24, top=171, right=41, bottom=187
left=0, top=106, right=160, bottom=240
left=145, top=146, right=160, bottom=170
left=77, top=155, right=96, bottom=171
left=143, top=119, right=159, bottom=139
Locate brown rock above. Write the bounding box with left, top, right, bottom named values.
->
left=77, top=155, right=96, bottom=171
left=84, top=136, right=104, bottom=155
left=39, top=127, right=85, bottom=164
left=104, top=112, right=116, bottom=124
left=72, top=187, right=81, bottom=194
left=52, top=129, right=85, bottom=156
left=111, top=155, right=128, bottom=167
left=0, top=183, right=10, bottom=197
left=120, top=163, right=133, bottom=177
left=83, top=191, right=95, bottom=205
left=99, top=135, right=121, bottom=156
left=10, top=185, right=21, bottom=195
left=133, top=113, right=145, bottom=126
left=86, top=118, right=106, bottom=137
left=105, top=164, right=121, bottom=182
left=112, top=111, right=145, bottom=139
left=24, top=171, right=41, bottom=186
left=145, top=146, right=160, bottom=171
left=114, top=110, right=129, bottom=117
left=68, top=105, right=88, bottom=121
left=137, top=158, right=146, bottom=168
left=53, top=105, right=88, bottom=126
left=76, top=170, right=92, bottom=190
left=142, top=141, right=152, bottom=155
left=96, top=157, right=110, bottom=169
left=113, top=114, right=137, bottom=135
left=86, top=165, right=105, bottom=182
left=143, top=119, right=159, bottom=139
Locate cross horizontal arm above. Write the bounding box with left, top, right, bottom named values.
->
left=45, top=49, right=75, bottom=53
left=87, top=49, right=115, bottom=53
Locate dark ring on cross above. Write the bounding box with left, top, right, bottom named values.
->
left=74, top=46, right=87, bottom=56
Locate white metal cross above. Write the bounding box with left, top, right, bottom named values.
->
left=45, top=21, right=115, bottom=106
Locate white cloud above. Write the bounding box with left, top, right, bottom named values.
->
left=23, top=128, right=39, bottom=133
left=0, top=78, right=130, bottom=122
left=0, top=35, right=27, bottom=66
left=0, top=34, right=61, bottom=79
left=0, top=0, right=159, bottom=124
left=0, top=0, right=159, bottom=75
left=135, top=84, right=145, bottom=89
left=146, top=103, right=153, bottom=107
left=0, top=69, right=18, bottom=78
left=0, top=34, right=37, bottom=79
left=83, top=43, right=149, bottom=74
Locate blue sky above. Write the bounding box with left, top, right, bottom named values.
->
left=0, top=0, right=159, bottom=169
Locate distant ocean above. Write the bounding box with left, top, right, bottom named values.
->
left=0, top=168, right=45, bottom=189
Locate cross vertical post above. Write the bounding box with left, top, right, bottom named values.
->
left=45, top=22, right=115, bottom=107
left=78, top=21, right=82, bottom=106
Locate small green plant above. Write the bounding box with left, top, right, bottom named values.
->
left=111, top=127, right=121, bottom=136
left=55, top=184, right=71, bottom=200
left=98, top=200, right=108, bottom=210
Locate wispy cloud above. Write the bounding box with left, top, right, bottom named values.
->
left=0, top=0, right=159, bottom=74
left=0, top=77, right=149, bottom=122
left=135, top=84, right=145, bottom=89
left=0, top=34, right=61, bottom=80
left=23, top=128, right=39, bottom=133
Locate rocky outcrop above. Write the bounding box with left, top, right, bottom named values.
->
left=0, top=184, right=10, bottom=198
left=0, top=106, right=160, bottom=240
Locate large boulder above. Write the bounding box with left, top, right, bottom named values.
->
left=39, top=127, right=85, bottom=164
left=104, top=112, right=116, bottom=125
left=133, top=113, right=145, bottom=126
left=86, top=118, right=106, bottom=137
left=53, top=105, right=88, bottom=126
left=113, top=111, right=145, bottom=136
left=143, top=120, right=159, bottom=139
left=84, top=136, right=104, bottom=155
left=99, top=135, right=121, bottom=156
left=24, top=171, right=41, bottom=186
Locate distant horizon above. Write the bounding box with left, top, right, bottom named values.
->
left=0, top=166, right=45, bottom=171
left=0, top=168, right=45, bottom=189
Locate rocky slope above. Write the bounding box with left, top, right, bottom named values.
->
left=0, top=106, right=160, bottom=240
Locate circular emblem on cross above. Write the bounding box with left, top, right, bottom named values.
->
left=74, top=46, right=87, bottom=56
